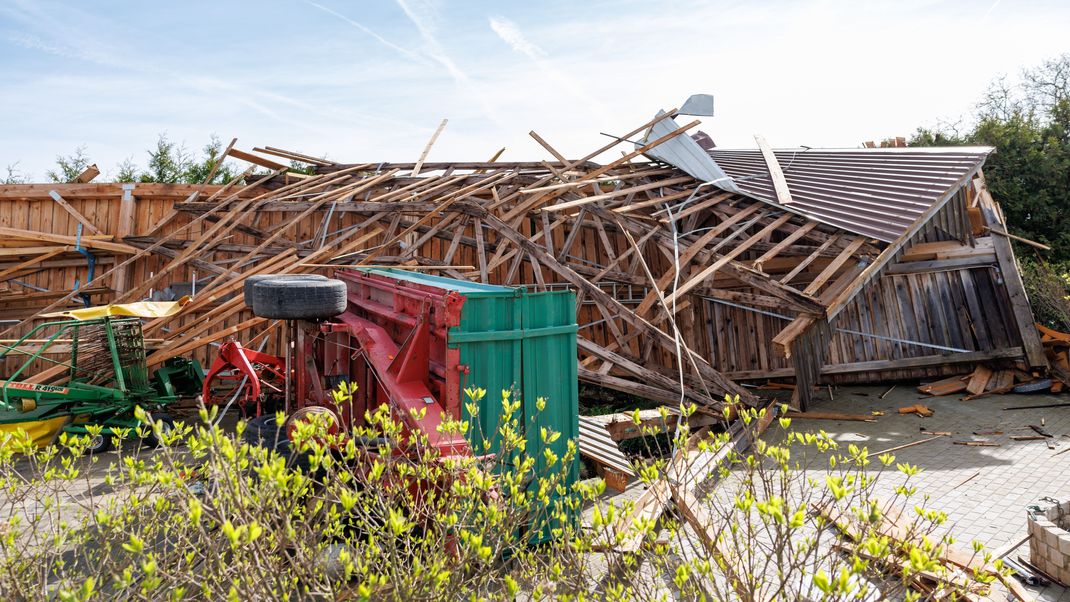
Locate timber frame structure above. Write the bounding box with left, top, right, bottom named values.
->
left=0, top=124, right=1045, bottom=410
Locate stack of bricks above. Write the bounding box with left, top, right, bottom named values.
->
left=1029, top=499, right=1070, bottom=585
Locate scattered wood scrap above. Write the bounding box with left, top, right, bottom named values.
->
left=917, top=374, right=969, bottom=397
left=784, top=410, right=877, bottom=422
left=965, top=365, right=993, bottom=395
left=819, top=500, right=1034, bottom=601
left=962, top=369, right=1017, bottom=400
left=1036, top=323, right=1070, bottom=391
left=585, top=407, right=723, bottom=442
left=898, top=404, right=934, bottom=417
left=872, top=434, right=945, bottom=456
left=1004, top=402, right=1070, bottom=411
left=608, top=403, right=777, bottom=553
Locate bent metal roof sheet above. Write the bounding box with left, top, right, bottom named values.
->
left=707, top=146, right=993, bottom=242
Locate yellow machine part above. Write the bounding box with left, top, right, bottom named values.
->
left=0, top=415, right=69, bottom=448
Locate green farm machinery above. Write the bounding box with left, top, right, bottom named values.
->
left=0, top=316, right=203, bottom=452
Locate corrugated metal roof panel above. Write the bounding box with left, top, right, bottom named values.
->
left=706, top=147, right=993, bottom=242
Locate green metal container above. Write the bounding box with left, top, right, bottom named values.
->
left=358, top=269, right=579, bottom=540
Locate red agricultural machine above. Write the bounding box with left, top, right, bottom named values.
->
left=202, top=268, right=578, bottom=475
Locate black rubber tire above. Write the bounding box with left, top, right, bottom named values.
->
left=86, top=432, right=112, bottom=455
left=1013, top=379, right=1053, bottom=394
left=243, top=274, right=326, bottom=308
left=242, top=415, right=313, bottom=472
left=250, top=277, right=347, bottom=320
left=243, top=414, right=285, bottom=451
left=144, top=414, right=176, bottom=448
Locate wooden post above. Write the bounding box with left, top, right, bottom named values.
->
left=978, top=188, right=1047, bottom=368
left=112, top=183, right=137, bottom=295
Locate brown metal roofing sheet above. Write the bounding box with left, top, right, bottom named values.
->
left=707, top=147, right=992, bottom=242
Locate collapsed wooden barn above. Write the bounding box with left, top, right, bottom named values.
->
left=0, top=123, right=1046, bottom=409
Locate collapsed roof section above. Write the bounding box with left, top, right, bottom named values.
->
left=0, top=111, right=1036, bottom=411
left=706, top=146, right=994, bottom=242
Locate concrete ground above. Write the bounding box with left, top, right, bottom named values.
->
left=791, top=384, right=1070, bottom=601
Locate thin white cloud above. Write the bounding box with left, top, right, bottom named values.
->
left=394, top=0, right=502, bottom=123
left=983, top=0, right=1003, bottom=19
left=486, top=15, right=606, bottom=119
left=2, top=1, right=412, bottom=135
left=394, top=0, right=469, bottom=86
left=302, top=0, right=428, bottom=65
left=488, top=16, right=546, bottom=59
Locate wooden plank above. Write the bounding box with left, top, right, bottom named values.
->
left=0, top=248, right=69, bottom=282
left=48, top=190, right=102, bottom=235
left=986, top=226, right=1050, bottom=251
left=664, top=213, right=793, bottom=305
left=227, top=148, right=289, bottom=171
left=754, top=134, right=793, bottom=205
left=588, top=407, right=722, bottom=441
left=918, top=374, right=970, bottom=396
left=784, top=410, right=876, bottom=422
left=542, top=176, right=693, bottom=213
left=779, top=235, right=839, bottom=285
left=977, top=186, right=1047, bottom=368
left=73, top=164, right=99, bottom=183
left=411, top=118, right=448, bottom=177
left=0, top=227, right=132, bottom=254
left=750, top=221, right=818, bottom=271
left=472, top=219, right=490, bottom=284
left=802, top=238, right=866, bottom=296
left=725, top=346, right=1027, bottom=380
left=0, top=183, right=244, bottom=200
left=886, top=254, right=996, bottom=275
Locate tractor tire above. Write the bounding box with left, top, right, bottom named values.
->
left=86, top=432, right=112, bottom=455
left=1013, top=379, right=1053, bottom=394
left=243, top=414, right=286, bottom=451
left=250, top=277, right=347, bottom=320
left=243, top=415, right=313, bottom=472
left=243, top=274, right=326, bottom=308
left=143, top=414, right=176, bottom=448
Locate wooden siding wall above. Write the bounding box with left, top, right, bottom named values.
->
left=708, top=264, right=1019, bottom=379
left=0, top=182, right=1030, bottom=387
left=0, top=184, right=685, bottom=379
left=714, top=189, right=1026, bottom=383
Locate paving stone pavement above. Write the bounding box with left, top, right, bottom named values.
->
left=791, top=384, right=1070, bottom=601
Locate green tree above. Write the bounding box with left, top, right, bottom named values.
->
left=2, top=162, right=28, bottom=184
left=114, top=158, right=139, bottom=183
left=182, top=134, right=237, bottom=184
left=912, top=53, right=1070, bottom=260
left=139, top=134, right=193, bottom=183
left=45, top=145, right=90, bottom=183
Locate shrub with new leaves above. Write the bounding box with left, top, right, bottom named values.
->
left=0, top=387, right=1007, bottom=601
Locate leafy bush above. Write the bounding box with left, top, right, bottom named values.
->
left=1020, top=257, right=1070, bottom=331
left=913, top=53, right=1070, bottom=262
left=0, top=387, right=1005, bottom=601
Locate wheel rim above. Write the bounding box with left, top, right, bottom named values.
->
left=89, top=434, right=105, bottom=451
left=158, top=421, right=173, bottom=439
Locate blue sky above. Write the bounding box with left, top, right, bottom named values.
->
left=1, top=0, right=1068, bottom=180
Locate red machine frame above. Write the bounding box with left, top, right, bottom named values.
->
left=203, top=269, right=474, bottom=458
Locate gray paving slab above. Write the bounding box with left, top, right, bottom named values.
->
left=791, top=384, right=1070, bottom=601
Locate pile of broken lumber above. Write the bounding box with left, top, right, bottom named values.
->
left=821, top=500, right=1034, bottom=601
left=916, top=327, right=1070, bottom=402
left=3, top=116, right=786, bottom=411
left=0, top=108, right=900, bottom=412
